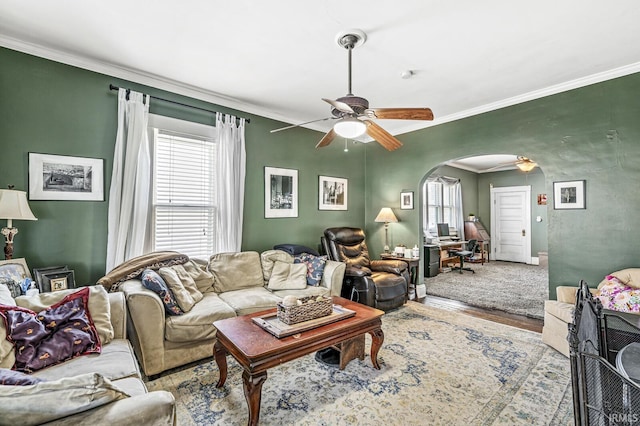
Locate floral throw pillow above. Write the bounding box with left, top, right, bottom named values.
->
left=596, top=275, right=640, bottom=314
left=294, top=253, right=328, bottom=286
left=141, top=269, right=183, bottom=316
left=0, top=287, right=101, bottom=373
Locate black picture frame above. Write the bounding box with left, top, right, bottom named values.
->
left=34, top=266, right=69, bottom=292
left=41, top=270, right=75, bottom=293
left=553, top=180, right=586, bottom=210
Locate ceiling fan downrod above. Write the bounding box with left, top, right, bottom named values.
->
left=338, top=33, right=362, bottom=97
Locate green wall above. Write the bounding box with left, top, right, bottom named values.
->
left=3, top=46, right=639, bottom=300
left=0, top=47, right=363, bottom=285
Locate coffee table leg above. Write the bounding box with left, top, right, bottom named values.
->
left=242, top=370, right=267, bottom=426
left=368, top=328, right=385, bottom=370
left=214, top=341, right=228, bottom=387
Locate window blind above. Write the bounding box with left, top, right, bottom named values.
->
left=153, top=131, right=217, bottom=259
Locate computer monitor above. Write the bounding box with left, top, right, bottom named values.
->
left=437, top=223, right=450, bottom=239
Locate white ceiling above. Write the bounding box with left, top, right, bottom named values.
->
left=2, top=1, right=640, bottom=159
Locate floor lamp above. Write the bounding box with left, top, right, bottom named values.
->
left=374, top=207, right=398, bottom=253
left=0, top=188, right=37, bottom=260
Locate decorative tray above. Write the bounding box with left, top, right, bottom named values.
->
left=252, top=304, right=356, bottom=338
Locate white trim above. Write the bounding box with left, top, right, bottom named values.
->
left=4, top=35, right=640, bottom=135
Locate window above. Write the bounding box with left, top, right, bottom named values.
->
left=424, top=177, right=460, bottom=235
left=149, top=115, right=217, bottom=259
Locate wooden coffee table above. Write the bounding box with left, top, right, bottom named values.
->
left=213, top=296, right=385, bottom=426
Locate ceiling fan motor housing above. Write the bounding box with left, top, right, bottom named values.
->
left=332, top=95, right=369, bottom=117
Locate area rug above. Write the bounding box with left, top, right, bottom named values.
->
left=424, top=261, right=549, bottom=319
left=147, top=302, right=573, bottom=425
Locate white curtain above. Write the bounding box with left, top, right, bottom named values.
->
left=215, top=112, right=246, bottom=252
left=105, top=89, right=151, bottom=272
left=453, top=180, right=464, bottom=239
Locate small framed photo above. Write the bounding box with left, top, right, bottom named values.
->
left=29, top=152, right=104, bottom=201
left=553, top=180, right=586, bottom=210
left=264, top=167, right=298, bottom=218
left=33, top=266, right=69, bottom=292
left=42, top=270, right=75, bottom=293
left=400, top=191, right=414, bottom=210
left=319, top=176, right=348, bottom=211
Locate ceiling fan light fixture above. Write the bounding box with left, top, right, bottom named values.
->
left=516, top=160, right=537, bottom=172
left=333, top=117, right=366, bottom=138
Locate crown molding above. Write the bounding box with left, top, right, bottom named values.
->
left=3, top=34, right=640, bottom=137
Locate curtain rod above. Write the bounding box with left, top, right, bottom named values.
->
left=108, top=84, right=250, bottom=124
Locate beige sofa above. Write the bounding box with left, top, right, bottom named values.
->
left=542, top=268, right=640, bottom=357
left=0, top=285, right=175, bottom=425
left=117, top=250, right=346, bottom=377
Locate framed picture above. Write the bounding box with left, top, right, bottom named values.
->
left=318, top=176, right=348, bottom=211
left=33, top=265, right=69, bottom=292
left=400, top=191, right=414, bottom=210
left=264, top=167, right=298, bottom=218
left=537, top=194, right=548, bottom=205
left=0, top=258, right=32, bottom=282
left=553, top=180, right=586, bottom=210
left=41, top=270, right=75, bottom=293
left=29, top=152, right=104, bottom=201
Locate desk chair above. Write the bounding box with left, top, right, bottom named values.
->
left=450, top=239, right=477, bottom=274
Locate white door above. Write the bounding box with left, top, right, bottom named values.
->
left=490, top=186, right=531, bottom=263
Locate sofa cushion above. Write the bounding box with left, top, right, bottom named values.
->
left=16, top=285, right=114, bottom=346
left=0, top=368, right=44, bottom=385
left=294, top=253, right=328, bottom=286
left=182, top=260, right=215, bottom=293
left=209, top=251, right=264, bottom=293
left=0, top=372, right=129, bottom=426
left=31, top=339, right=140, bottom=382
left=158, top=267, right=196, bottom=313
left=141, top=269, right=183, bottom=316
left=218, top=287, right=282, bottom=316
left=164, top=293, right=236, bottom=343
left=544, top=300, right=575, bottom=323
left=260, top=250, right=294, bottom=283
left=267, top=261, right=307, bottom=290
left=170, top=264, right=204, bottom=303
left=0, top=287, right=101, bottom=373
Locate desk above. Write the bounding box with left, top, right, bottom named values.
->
left=380, top=255, right=420, bottom=301
left=437, top=241, right=466, bottom=271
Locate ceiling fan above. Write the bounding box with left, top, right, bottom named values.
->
left=270, top=30, right=434, bottom=151
left=487, top=156, right=538, bottom=172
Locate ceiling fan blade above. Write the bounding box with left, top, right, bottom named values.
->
left=363, top=120, right=403, bottom=151
left=270, top=117, right=335, bottom=133
left=322, top=98, right=354, bottom=114
left=365, top=108, right=434, bottom=121
left=315, top=129, right=337, bottom=148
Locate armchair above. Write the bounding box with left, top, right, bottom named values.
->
left=322, top=227, right=409, bottom=311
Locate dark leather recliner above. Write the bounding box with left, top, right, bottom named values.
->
left=322, top=227, right=409, bottom=311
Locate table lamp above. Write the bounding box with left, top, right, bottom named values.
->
left=0, top=187, right=37, bottom=260
left=374, top=207, right=398, bottom=253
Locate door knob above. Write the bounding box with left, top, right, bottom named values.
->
left=522, top=229, right=525, bottom=236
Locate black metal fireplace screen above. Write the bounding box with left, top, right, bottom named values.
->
left=569, top=280, right=640, bottom=425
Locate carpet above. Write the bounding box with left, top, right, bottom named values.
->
left=147, top=302, right=573, bottom=425
left=424, top=261, right=548, bottom=319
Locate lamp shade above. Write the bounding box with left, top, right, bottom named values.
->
left=0, top=189, right=37, bottom=221
left=374, top=207, right=398, bottom=223
left=334, top=117, right=366, bottom=138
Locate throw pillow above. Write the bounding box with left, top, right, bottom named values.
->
left=15, top=285, right=114, bottom=346
left=596, top=275, right=640, bottom=313
left=267, top=261, right=308, bottom=290
left=141, top=269, right=183, bottom=316
left=170, top=264, right=204, bottom=303
left=0, top=368, right=44, bottom=385
left=0, top=287, right=101, bottom=373
left=0, top=372, right=129, bottom=426
left=294, top=253, right=328, bottom=286
left=182, top=259, right=215, bottom=293
left=260, top=250, right=294, bottom=283
left=158, top=267, right=196, bottom=313
left=0, top=283, right=16, bottom=306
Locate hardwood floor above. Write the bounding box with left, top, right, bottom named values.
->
left=413, top=294, right=543, bottom=333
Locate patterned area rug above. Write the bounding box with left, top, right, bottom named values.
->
left=147, top=302, right=573, bottom=425
left=424, top=261, right=549, bottom=319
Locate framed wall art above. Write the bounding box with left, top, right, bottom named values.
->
left=41, top=270, right=75, bottom=293
left=553, top=180, right=586, bottom=210
left=318, top=175, right=348, bottom=211
left=400, top=191, right=414, bottom=210
left=264, top=167, right=298, bottom=218
left=0, top=258, right=32, bottom=282
left=29, top=152, right=104, bottom=201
